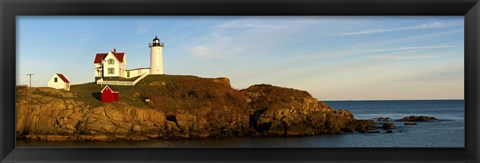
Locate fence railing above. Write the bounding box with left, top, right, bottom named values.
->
left=132, top=73, right=149, bottom=85
left=70, top=82, right=89, bottom=85
left=96, top=73, right=148, bottom=86
left=97, top=80, right=135, bottom=86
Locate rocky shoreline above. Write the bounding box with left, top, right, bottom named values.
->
left=353, top=115, right=438, bottom=134
left=17, top=115, right=437, bottom=141
left=15, top=76, right=438, bottom=141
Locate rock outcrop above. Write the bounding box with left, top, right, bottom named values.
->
left=16, top=76, right=359, bottom=141
left=16, top=87, right=172, bottom=141
left=398, top=116, right=437, bottom=122
left=244, top=84, right=356, bottom=136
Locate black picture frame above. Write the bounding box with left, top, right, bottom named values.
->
left=1, top=0, right=479, bottom=162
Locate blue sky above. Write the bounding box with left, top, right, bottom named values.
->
left=17, top=16, right=464, bottom=100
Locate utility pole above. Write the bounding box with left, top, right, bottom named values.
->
left=26, top=74, right=34, bottom=87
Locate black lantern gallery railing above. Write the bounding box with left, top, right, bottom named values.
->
left=149, top=42, right=164, bottom=47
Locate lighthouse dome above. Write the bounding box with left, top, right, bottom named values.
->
left=153, top=36, right=160, bottom=42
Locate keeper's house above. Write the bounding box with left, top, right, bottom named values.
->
left=93, top=48, right=151, bottom=81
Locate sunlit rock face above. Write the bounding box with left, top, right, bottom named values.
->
left=16, top=77, right=358, bottom=141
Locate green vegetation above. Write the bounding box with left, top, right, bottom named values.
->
left=103, top=75, right=141, bottom=81
left=242, top=84, right=313, bottom=111
left=136, top=74, right=198, bottom=84
left=141, top=75, right=248, bottom=115
left=69, top=74, right=234, bottom=109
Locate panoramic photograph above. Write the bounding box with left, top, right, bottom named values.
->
left=15, top=16, right=464, bottom=148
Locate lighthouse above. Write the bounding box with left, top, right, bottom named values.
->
left=149, top=36, right=164, bottom=74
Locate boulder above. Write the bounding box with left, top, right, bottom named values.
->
left=175, top=113, right=196, bottom=131
left=132, top=125, right=141, bottom=132
left=355, top=120, right=376, bottom=133
left=212, top=77, right=231, bottom=87
left=381, top=123, right=395, bottom=129
left=373, top=117, right=391, bottom=122
left=398, top=116, right=436, bottom=122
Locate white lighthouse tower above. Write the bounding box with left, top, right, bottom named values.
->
left=149, top=36, right=164, bottom=74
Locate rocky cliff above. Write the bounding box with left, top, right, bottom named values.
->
left=16, top=75, right=357, bottom=141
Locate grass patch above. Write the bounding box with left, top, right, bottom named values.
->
left=136, top=74, right=199, bottom=85
left=69, top=74, right=209, bottom=108
left=103, top=75, right=142, bottom=81
left=142, top=75, right=248, bottom=113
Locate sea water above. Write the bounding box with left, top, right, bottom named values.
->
left=17, top=100, right=464, bottom=148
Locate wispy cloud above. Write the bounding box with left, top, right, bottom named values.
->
left=230, top=42, right=461, bottom=89
left=340, top=22, right=453, bottom=36
left=368, top=45, right=459, bottom=60
left=371, top=54, right=437, bottom=60
left=188, top=33, right=244, bottom=60
left=209, top=17, right=306, bottom=31
left=189, top=18, right=324, bottom=61
left=272, top=44, right=458, bottom=66
left=370, top=45, right=458, bottom=52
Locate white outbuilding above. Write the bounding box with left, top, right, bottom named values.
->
left=47, top=73, right=70, bottom=91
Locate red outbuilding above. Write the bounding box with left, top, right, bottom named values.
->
left=101, top=85, right=119, bottom=102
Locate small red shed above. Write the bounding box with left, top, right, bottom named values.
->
left=101, top=85, right=119, bottom=102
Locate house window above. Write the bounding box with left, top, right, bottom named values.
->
left=108, top=68, right=114, bottom=74
left=54, top=77, right=58, bottom=82
left=108, top=59, right=115, bottom=65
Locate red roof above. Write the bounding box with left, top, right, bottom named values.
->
left=56, top=73, right=70, bottom=83
left=93, top=51, right=125, bottom=63
left=94, top=53, right=107, bottom=63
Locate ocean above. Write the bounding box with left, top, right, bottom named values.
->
left=17, top=100, right=464, bottom=148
